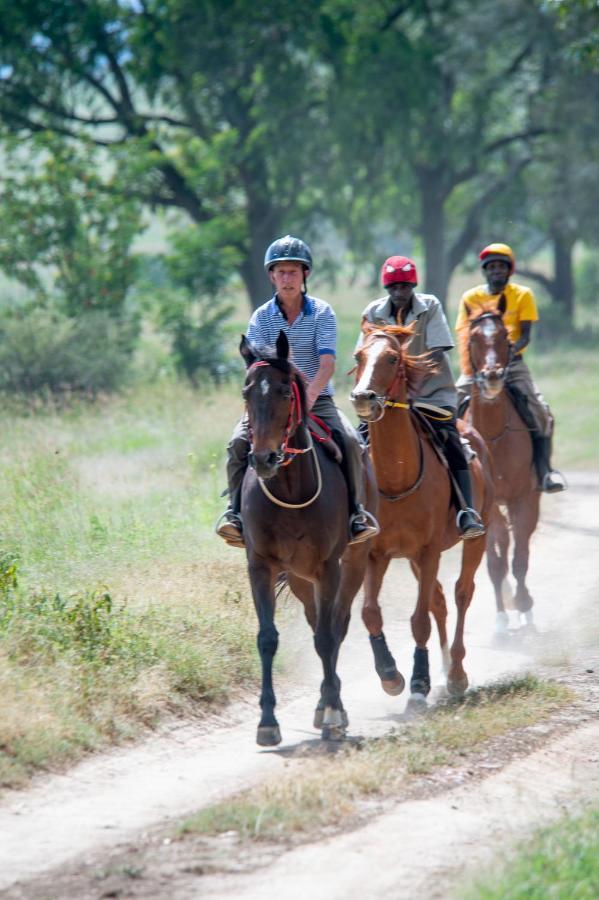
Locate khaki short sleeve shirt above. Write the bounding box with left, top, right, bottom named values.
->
left=359, top=293, right=458, bottom=409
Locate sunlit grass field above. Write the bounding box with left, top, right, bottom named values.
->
left=0, top=277, right=596, bottom=785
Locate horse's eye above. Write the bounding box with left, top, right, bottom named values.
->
left=388, top=355, right=398, bottom=364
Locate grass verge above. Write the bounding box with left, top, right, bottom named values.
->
left=0, top=551, right=258, bottom=789
left=462, top=806, right=599, bottom=899
left=180, top=675, right=570, bottom=843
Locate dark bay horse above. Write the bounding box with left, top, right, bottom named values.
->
left=351, top=324, right=493, bottom=703
left=239, top=331, right=374, bottom=745
left=463, top=297, right=540, bottom=635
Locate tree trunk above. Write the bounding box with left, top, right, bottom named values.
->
left=418, top=169, right=449, bottom=308
left=551, top=231, right=575, bottom=326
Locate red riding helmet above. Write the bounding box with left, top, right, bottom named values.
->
left=381, top=255, right=418, bottom=287
left=479, top=243, right=516, bottom=273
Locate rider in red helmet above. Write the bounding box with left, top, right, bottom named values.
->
left=357, top=255, right=486, bottom=540
left=455, top=243, right=565, bottom=493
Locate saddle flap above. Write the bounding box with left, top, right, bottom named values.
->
left=308, top=417, right=343, bottom=464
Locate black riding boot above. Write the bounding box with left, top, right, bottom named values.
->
left=531, top=435, right=566, bottom=493
left=454, top=469, right=486, bottom=540
left=215, top=483, right=245, bottom=546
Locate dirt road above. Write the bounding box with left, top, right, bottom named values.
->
left=1, top=471, right=598, bottom=898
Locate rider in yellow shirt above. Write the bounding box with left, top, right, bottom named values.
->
left=455, top=243, right=565, bottom=493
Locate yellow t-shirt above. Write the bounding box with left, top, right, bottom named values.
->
left=455, top=282, right=539, bottom=375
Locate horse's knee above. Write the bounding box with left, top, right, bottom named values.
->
left=257, top=625, right=278, bottom=657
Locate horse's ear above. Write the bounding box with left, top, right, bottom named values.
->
left=276, top=330, right=289, bottom=360
left=240, top=335, right=256, bottom=368
left=361, top=320, right=377, bottom=336
left=497, top=293, right=507, bottom=317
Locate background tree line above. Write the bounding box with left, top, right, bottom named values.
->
left=0, top=0, right=597, bottom=394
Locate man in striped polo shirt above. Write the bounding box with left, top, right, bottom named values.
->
left=216, top=235, right=380, bottom=548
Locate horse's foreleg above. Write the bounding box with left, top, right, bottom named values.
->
left=248, top=560, right=281, bottom=746
left=486, top=505, right=511, bottom=635
left=409, top=551, right=440, bottom=701
left=448, top=537, right=486, bottom=696
left=411, top=561, right=449, bottom=681
left=510, top=493, right=540, bottom=628
left=363, top=552, right=404, bottom=696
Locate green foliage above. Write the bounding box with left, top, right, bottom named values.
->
left=0, top=304, right=136, bottom=395
left=0, top=138, right=141, bottom=318
left=575, top=252, right=599, bottom=308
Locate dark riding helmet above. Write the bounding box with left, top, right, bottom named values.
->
left=264, top=235, right=313, bottom=273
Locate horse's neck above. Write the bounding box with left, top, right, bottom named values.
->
left=369, top=408, right=421, bottom=493
left=470, top=387, right=510, bottom=440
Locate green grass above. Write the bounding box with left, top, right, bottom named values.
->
left=180, top=675, right=570, bottom=843
left=0, top=552, right=258, bottom=788
left=462, top=807, right=599, bottom=899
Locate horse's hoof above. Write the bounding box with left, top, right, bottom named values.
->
left=447, top=675, right=468, bottom=696
left=406, top=693, right=428, bottom=714
left=519, top=610, right=534, bottom=628
left=256, top=725, right=282, bottom=746
left=381, top=672, right=406, bottom=696
left=313, top=708, right=348, bottom=729
left=322, top=724, right=347, bottom=742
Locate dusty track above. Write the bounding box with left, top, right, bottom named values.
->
left=1, top=471, right=598, bottom=898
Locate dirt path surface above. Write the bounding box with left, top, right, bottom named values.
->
left=1, top=471, right=598, bottom=898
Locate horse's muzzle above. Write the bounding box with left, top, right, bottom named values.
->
left=350, top=389, right=384, bottom=422
left=476, top=368, right=506, bottom=400
left=248, top=448, right=283, bottom=479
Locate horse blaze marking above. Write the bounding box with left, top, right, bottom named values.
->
left=358, top=339, right=385, bottom=389
left=481, top=318, right=498, bottom=366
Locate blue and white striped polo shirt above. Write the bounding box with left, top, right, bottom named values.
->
left=247, top=293, right=337, bottom=396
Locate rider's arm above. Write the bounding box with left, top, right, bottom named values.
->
left=307, top=353, right=335, bottom=410
left=512, top=320, right=532, bottom=355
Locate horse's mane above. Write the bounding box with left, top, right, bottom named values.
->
left=245, top=341, right=309, bottom=422
left=360, top=323, right=438, bottom=395
left=467, top=300, right=505, bottom=323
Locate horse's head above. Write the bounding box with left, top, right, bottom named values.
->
left=240, top=330, right=306, bottom=479
left=350, top=323, right=425, bottom=421
left=466, top=294, right=511, bottom=401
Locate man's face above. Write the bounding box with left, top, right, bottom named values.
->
left=269, top=261, right=306, bottom=299
left=484, top=259, right=511, bottom=292
left=387, top=282, right=415, bottom=308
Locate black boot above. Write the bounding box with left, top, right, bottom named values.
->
left=454, top=469, right=486, bottom=540
left=531, top=436, right=566, bottom=493
left=215, top=487, right=245, bottom=546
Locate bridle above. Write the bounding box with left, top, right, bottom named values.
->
left=358, top=332, right=411, bottom=422
left=468, top=312, right=514, bottom=393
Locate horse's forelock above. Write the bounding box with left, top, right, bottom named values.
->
left=246, top=352, right=308, bottom=422
left=361, top=326, right=437, bottom=393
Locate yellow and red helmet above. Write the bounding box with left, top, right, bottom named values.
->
left=479, top=243, right=515, bottom=273
left=381, top=255, right=418, bottom=287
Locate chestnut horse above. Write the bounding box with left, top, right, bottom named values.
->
left=462, top=297, right=540, bottom=634
left=351, top=324, right=493, bottom=703
left=239, top=331, right=375, bottom=745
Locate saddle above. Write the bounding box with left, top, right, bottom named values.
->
left=307, top=414, right=343, bottom=464
left=411, top=402, right=477, bottom=466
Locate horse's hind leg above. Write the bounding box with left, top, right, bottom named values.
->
left=510, top=493, right=540, bottom=628
left=248, top=560, right=281, bottom=746
left=313, top=560, right=348, bottom=741
left=363, top=552, right=405, bottom=696
left=486, top=505, right=511, bottom=636
left=448, top=536, right=486, bottom=696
